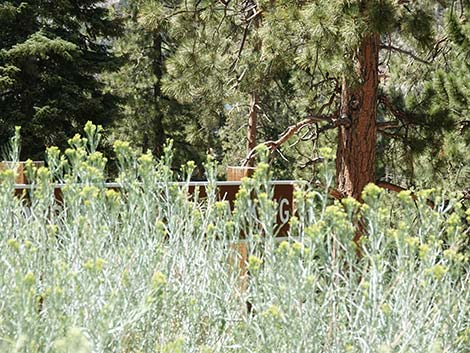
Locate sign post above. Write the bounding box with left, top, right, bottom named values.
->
left=226, top=167, right=252, bottom=293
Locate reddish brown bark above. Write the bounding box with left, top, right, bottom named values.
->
left=336, top=34, right=380, bottom=200
left=245, top=6, right=261, bottom=168
left=246, top=91, right=259, bottom=167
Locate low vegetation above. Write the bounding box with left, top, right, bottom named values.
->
left=0, top=124, right=469, bottom=353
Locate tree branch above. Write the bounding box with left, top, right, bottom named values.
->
left=230, top=23, right=250, bottom=71
left=242, top=113, right=338, bottom=165
left=300, top=157, right=324, bottom=169
left=245, top=10, right=262, bottom=22
left=379, top=95, right=409, bottom=124
left=377, top=120, right=400, bottom=130
left=377, top=129, right=404, bottom=140
left=376, top=181, right=436, bottom=208
left=380, top=44, right=431, bottom=65
left=313, top=180, right=345, bottom=200
left=163, top=7, right=207, bottom=20
left=376, top=180, right=408, bottom=193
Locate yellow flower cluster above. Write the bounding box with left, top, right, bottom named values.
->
left=341, top=196, right=361, bottom=212
left=206, top=223, right=216, bottom=237
left=277, top=241, right=310, bottom=257
left=68, top=133, right=85, bottom=147
left=105, top=189, right=120, bottom=207
left=425, top=264, right=448, bottom=280
left=443, top=248, right=465, bottom=263
left=405, top=236, right=419, bottom=249
left=23, top=271, right=35, bottom=286
left=84, top=121, right=103, bottom=136
left=305, top=221, right=326, bottom=241
left=319, top=146, right=335, bottom=160
left=79, top=185, right=100, bottom=200
left=83, top=258, right=107, bottom=272
left=7, top=238, right=20, bottom=251
left=362, top=183, right=384, bottom=201
left=215, top=201, right=228, bottom=212
left=248, top=255, right=263, bottom=272
left=151, top=271, right=167, bottom=289
left=113, top=140, right=131, bottom=154
left=261, top=304, right=283, bottom=320
left=0, top=169, right=15, bottom=184
left=397, top=190, right=413, bottom=203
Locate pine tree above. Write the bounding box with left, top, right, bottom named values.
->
left=0, top=1, right=122, bottom=159
left=103, top=0, right=224, bottom=169
left=157, top=0, right=464, bottom=197
left=147, top=0, right=299, bottom=173
left=275, top=0, right=454, bottom=199
left=412, top=2, right=470, bottom=190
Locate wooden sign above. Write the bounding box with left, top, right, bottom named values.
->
left=12, top=180, right=296, bottom=235
left=188, top=180, right=295, bottom=234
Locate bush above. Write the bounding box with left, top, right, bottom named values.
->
left=0, top=123, right=468, bottom=353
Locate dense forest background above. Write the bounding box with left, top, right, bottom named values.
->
left=1, top=0, right=469, bottom=194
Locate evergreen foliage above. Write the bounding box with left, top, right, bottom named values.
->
left=0, top=0, right=122, bottom=159
left=412, top=2, right=470, bottom=190
left=141, top=0, right=467, bottom=191
left=0, top=0, right=469, bottom=192
left=103, top=0, right=213, bottom=170
left=141, top=0, right=298, bottom=170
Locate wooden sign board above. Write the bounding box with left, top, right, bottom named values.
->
left=188, top=181, right=295, bottom=235
left=13, top=180, right=296, bottom=236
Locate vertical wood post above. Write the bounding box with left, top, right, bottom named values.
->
left=226, top=166, right=254, bottom=294
left=226, top=166, right=254, bottom=181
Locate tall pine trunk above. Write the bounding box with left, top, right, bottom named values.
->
left=335, top=34, right=379, bottom=199
left=246, top=91, right=259, bottom=167
left=246, top=7, right=261, bottom=168
left=151, top=30, right=165, bottom=157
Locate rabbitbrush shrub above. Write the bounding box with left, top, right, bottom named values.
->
left=0, top=123, right=469, bottom=353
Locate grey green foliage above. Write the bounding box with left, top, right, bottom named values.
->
left=0, top=127, right=468, bottom=352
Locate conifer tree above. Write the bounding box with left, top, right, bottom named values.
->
left=146, top=0, right=298, bottom=173
left=412, top=1, right=470, bottom=190
left=0, top=1, right=121, bottom=159
left=158, top=0, right=462, bottom=197
left=104, top=0, right=224, bottom=168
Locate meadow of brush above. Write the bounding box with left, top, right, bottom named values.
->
left=0, top=123, right=469, bottom=353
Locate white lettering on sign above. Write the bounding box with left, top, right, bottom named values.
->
left=278, top=198, right=290, bottom=224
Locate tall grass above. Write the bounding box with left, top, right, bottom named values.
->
left=0, top=122, right=469, bottom=353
